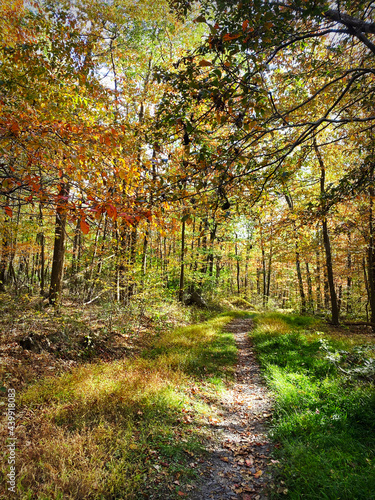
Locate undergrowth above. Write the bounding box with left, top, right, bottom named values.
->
left=0, top=309, right=246, bottom=499
left=251, top=312, right=375, bottom=499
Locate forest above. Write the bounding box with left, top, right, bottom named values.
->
left=1, top=0, right=375, bottom=499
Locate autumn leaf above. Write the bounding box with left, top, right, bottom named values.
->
left=106, top=204, right=117, bottom=219
left=223, top=33, right=241, bottom=41
left=199, top=60, right=212, bottom=67
left=4, top=206, right=12, bottom=217
left=10, top=121, right=19, bottom=135
left=254, top=470, right=263, bottom=478
left=80, top=219, right=90, bottom=235
left=242, top=19, right=249, bottom=31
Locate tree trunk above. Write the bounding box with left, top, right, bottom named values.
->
left=315, top=243, right=322, bottom=312
left=126, top=225, right=138, bottom=303
left=314, top=139, right=339, bottom=325
left=367, top=185, right=375, bottom=332
left=38, top=204, right=45, bottom=296
left=285, top=194, right=306, bottom=313
left=266, top=247, right=272, bottom=302
left=0, top=216, right=10, bottom=292
left=208, top=222, right=217, bottom=277
left=262, top=247, right=267, bottom=307
left=235, top=234, right=240, bottom=295
left=178, top=217, right=186, bottom=302
left=306, top=261, right=314, bottom=312
left=49, top=183, right=69, bottom=305
left=346, top=234, right=352, bottom=314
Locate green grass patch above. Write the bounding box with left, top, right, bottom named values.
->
left=251, top=313, right=375, bottom=499
left=2, top=311, right=242, bottom=499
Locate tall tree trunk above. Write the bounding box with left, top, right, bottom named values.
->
left=295, top=248, right=306, bottom=313
left=0, top=213, right=10, bottom=292
left=363, top=256, right=370, bottom=322
left=38, top=204, right=45, bottom=296
left=262, top=247, right=267, bottom=307
left=141, top=225, right=149, bottom=278
left=178, top=217, right=186, bottom=302
left=256, top=266, right=261, bottom=296
left=199, top=219, right=208, bottom=288
left=324, top=267, right=330, bottom=309
left=266, top=244, right=272, bottom=302
left=346, top=234, right=352, bottom=314
left=244, top=240, right=251, bottom=297
left=126, top=225, right=138, bottom=303
left=285, top=194, right=306, bottom=313
left=306, top=261, right=314, bottom=312
left=235, top=234, right=240, bottom=295
left=367, top=185, right=375, bottom=332
left=49, top=183, right=69, bottom=305
left=315, top=242, right=322, bottom=313
left=208, top=222, right=217, bottom=277
left=314, top=139, right=339, bottom=325
left=71, top=218, right=81, bottom=277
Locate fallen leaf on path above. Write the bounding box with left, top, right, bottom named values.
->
left=254, top=470, right=263, bottom=478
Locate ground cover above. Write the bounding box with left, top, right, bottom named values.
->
left=251, top=313, right=375, bottom=500
left=0, top=297, right=243, bottom=499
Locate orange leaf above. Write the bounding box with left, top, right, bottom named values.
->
left=254, top=470, right=263, bottom=478
left=223, top=33, right=241, bottom=41
left=177, top=492, right=186, bottom=497
left=80, top=219, right=90, bottom=235
left=199, top=60, right=212, bottom=67
left=242, top=19, right=249, bottom=31
left=4, top=206, right=12, bottom=217
left=106, top=204, right=117, bottom=219
left=10, top=122, right=19, bottom=135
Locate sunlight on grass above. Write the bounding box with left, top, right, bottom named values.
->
left=251, top=313, right=375, bottom=500
left=4, top=313, right=241, bottom=499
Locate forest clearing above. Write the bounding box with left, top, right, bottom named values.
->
left=1, top=0, right=375, bottom=498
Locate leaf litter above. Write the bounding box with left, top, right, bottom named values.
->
left=188, top=318, right=275, bottom=500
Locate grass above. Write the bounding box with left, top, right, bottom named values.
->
left=1, top=309, right=243, bottom=499
left=251, top=312, right=375, bottom=500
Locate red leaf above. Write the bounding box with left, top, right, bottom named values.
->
left=4, top=206, right=12, bottom=217
left=177, top=492, right=186, bottom=497
left=80, top=219, right=90, bottom=235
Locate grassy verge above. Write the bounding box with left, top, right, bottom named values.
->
left=251, top=313, right=375, bottom=499
left=1, top=310, right=244, bottom=499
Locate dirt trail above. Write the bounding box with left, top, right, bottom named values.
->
left=189, top=318, right=274, bottom=500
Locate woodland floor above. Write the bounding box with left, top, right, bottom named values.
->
left=189, top=318, right=274, bottom=500
left=2, top=297, right=374, bottom=499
